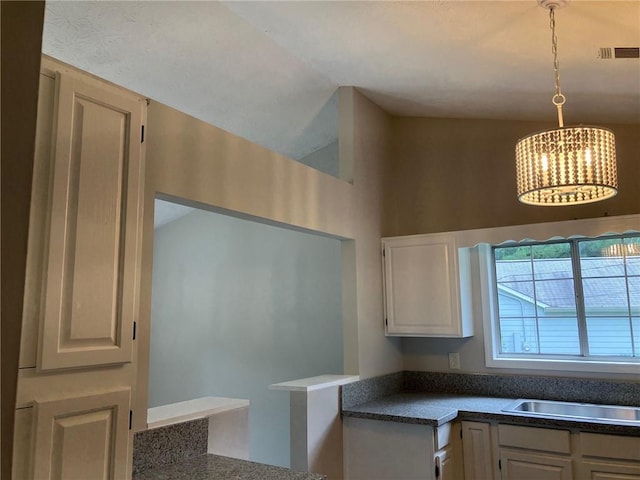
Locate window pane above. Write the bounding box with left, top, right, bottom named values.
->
left=629, top=276, right=639, bottom=312
left=625, top=237, right=640, bottom=275
left=538, top=316, right=580, bottom=354
left=532, top=244, right=572, bottom=280
left=494, top=245, right=532, bottom=261
left=582, top=277, right=629, bottom=313
left=498, top=317, right=539, bottom=354
left=535, top=279, right=576, bottom=311
left=586, top=317, right=634, bottom=356
left=633, top=317, right=640, bottom=356
left=581, top=256, right=626, bottom=278
left=497, top=282, right=537, bottom=316
left=495, top=250, right=533, bottom=282
left=532, top=243, right=571, bottom=260
left=581, top=238, right=625, bottom=277
left=599, top=236, right=640, bottom=261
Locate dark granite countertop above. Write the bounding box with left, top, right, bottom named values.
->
left=133, top=454, right=326, bottom=480
left=342, top=392, right=640, bottom=436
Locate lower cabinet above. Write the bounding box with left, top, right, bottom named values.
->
left=498, top=424, right=573, bottom=480
left=461, top=421, right=640, bottom=480
left=579, top=432, right=640, bottom=480
left=581, top=461, right=640, bottom=480
left=499, top=449, right=573, bottom=480
left=343, top=417, right=639, bottom=480
left=343, top=416, right=461, bottom=480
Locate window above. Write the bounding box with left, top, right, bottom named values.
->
left=484, top=234, right=639, bottom=372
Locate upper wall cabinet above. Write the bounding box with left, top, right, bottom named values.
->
left=382, top=233, right=473, bottom=337
left=36, top=60, right=146, bottom=370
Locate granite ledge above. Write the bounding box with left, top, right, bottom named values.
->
left=132, top=453, right=326, bottom=480
left=341, top=393, right=640, bottom=436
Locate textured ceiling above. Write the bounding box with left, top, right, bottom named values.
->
left=43, top=1, right=639, bottom=161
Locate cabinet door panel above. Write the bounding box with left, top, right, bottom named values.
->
left=383, top=233, right=468, bottom=336
left=31, top=389, right=130, bottom=480
left=582, top=433, right=640, bottom=462
left=582, top=461, right=640, bottom=480
left=501, top=449, right=572, bottom=480
left=462, top=421, right=495, bottom=480
left=435, top=445, right=458, bottom=480
left=39, top=72, right=144, bottom=370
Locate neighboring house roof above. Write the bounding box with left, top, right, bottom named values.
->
left=496, top=257, right=639, bottom=311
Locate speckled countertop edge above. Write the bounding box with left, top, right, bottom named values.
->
left=341, top=393, right=640, bottom=435
left=133, top=454, right=326, bottom=480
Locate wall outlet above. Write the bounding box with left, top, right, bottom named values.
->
left=448, top=352, right=461, bottom=370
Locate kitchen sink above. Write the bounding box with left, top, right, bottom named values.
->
left=503, top=399, right=640, bottom=423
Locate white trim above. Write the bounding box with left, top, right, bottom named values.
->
left=454, top=214, right=640, bottom=248
left=269, top=374, right=359, bottom=392
left=484, top=356, right=640, bottom=375
left=476, top=215, right=640, bottom=375
left=147, top=396, right=249, bottom=429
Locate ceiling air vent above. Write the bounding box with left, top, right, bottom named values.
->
left=598, top=47, right=640, bottom=59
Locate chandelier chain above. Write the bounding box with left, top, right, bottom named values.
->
left=549, top=6, right=565, bottom=126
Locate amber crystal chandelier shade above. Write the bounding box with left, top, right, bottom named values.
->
left=515, top=1, right=618, bottom=206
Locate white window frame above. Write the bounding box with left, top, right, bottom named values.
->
left=472, top=216, right=640, bottom=375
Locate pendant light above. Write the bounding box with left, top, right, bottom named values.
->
left=515, top=0, right=618, bottom=206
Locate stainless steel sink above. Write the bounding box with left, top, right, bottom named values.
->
left=503, top=399, right=640, bottom=423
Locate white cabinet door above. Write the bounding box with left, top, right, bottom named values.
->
left=580, top=432, right=640, bottom=479
left=38, top=68, right=145, bottom=370
left=343, top=416, right=436, bottom=480
left=435, top=445, right=459, bottom=480
left=500, top=449, right=573, bottom=480
left=582, top=461, right=640, bottom=480
left=382, top=233, right=472, bottom=337
left=462, top=421, right=496, bottom=480
left=31, top=389, right=131, bottom=480
left=498, top=423, right=572, bottom=480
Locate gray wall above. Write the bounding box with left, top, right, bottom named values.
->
left=148, top=203, right=343, bottom=467
left=385, top=117, right=640, bottom=236
left=299, top=140, right=339, bottom=178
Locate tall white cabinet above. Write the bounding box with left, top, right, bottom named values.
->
left=39, top=67, right=144, bottom=371
left=382, top=233, right=473, bottom=337
left=13, top=56, right=146, bottom=479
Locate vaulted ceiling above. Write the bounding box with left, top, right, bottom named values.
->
left=43, top=1, right=639, bottom=161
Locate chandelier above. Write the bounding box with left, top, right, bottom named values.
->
left=515, top=0, right=618, bottom=206
left=601, top=241, right=640, bottom=258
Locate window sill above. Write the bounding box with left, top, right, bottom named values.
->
left=486, top=355, right=640, bottom=375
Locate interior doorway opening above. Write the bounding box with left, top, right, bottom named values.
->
left=148, top=198, right=344, bottom=467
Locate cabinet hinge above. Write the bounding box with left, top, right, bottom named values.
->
left=382, top=248, right=385, bottom=257
left=385, top=318, right=388, bottom=327
left=460, top=428, right=463, bottom=439
left=435, top=465, right=440, bottom=478
left=129, top=410, right=133, bottom=430
left=133, top=321, right=137, bottom=340
left=498, top=459, right=502, bottom=470
left=141, top=125, right=145, bottom=143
